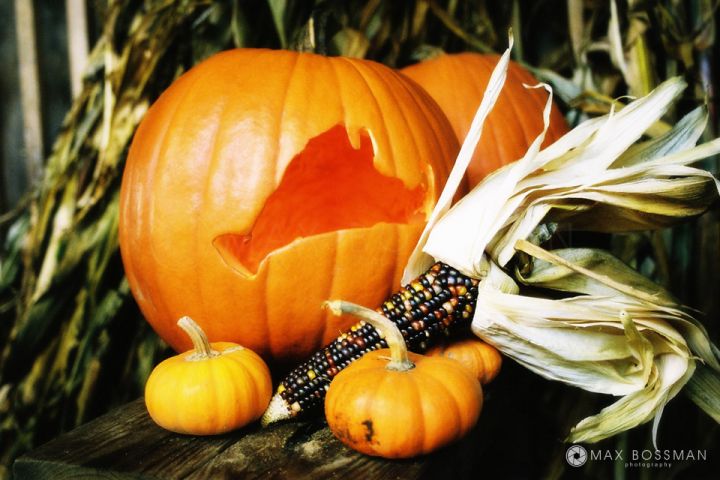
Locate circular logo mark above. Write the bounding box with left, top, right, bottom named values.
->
left=566, top=445, right=588, bottom=467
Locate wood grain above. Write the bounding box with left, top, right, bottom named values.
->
left=13, top=0, right=44, bottom=183
left=13, top=398, right=489, bottom=479
left=65, top=0, right=90, bottom=98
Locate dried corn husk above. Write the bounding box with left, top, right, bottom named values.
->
left=404, top=38, right=720, bottom=443
left=406, top=75, right=720, bottom=279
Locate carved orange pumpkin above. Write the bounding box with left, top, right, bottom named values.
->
left=119, top=49, right=459, bottom=364
left=402, top=53, right=569, bottom=186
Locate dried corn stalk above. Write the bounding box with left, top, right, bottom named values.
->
left=0, top=0, right=220, bottom=468
left=405, top=36, right=720, bottom=444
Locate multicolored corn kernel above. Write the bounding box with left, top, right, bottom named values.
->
left=269, top=263, right=479, bottom=420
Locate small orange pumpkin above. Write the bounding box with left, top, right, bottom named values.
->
left=426, top=337, right=502, bottom=384
left=401, top=53, right=569, bottom=186
left=144, top=316, right=272, bottom=435
left=119, top=49, right=459, bottom=364
left=324, top=302, right=482, bottom=458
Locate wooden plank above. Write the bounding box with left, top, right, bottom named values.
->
left=13, top=0, right=44, bottom=183
left=13, top=398, right=489, bottom=479
left=13, top=399, right=236, bottom=479
left=65, top=0, right=89, bottom=98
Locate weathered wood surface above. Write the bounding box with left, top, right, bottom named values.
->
left=13, top=398, right=488, bottom=479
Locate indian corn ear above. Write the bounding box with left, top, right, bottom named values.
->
left=261, top=263, right=479, bottom=425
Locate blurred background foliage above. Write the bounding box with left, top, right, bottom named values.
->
left=0, top=0, right=717, bottom=478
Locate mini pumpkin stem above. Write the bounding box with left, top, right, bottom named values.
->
left=324, top=301, right=414, bottom=371
left=177, top=316, right=218, bottom=359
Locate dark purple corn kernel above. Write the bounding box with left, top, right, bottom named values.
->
left=273, top=263, right=479, bottom=417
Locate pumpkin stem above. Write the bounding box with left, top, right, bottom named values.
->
left=177, top=316, right=219, bottom=360
left=324, top=301, right=414, bottom=371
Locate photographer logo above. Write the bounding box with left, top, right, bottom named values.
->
left=566, top=445, right=588, bottom=467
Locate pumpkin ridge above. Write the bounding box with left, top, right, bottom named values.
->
left=224, top=354, right=256, bottom=426
left=170, top=361, right=192, bottom=433
left=365, top=60, right=422, bottom=183
left=417, top=361, right=464, bottom=449
left=143, top=71, right=207, bottom=344
left=440, top=358, right=482, bottom=426
left=504, top=66, right=536, bottom=153
left=510, top=66, right=544, bottom=113
left=204, top=360, right=220, bottom=433
left=481, top=92, right=506, bottom=174
left=272, top=51, right=301, bottom=186
left=245, top=349, right=273, bottom=401
left=367, top=365, right=397, bottom=454
left=465, top=58, right=506, bottom=174
left=211, top=356, right=234, bottom=430
left=327, top=57, right=348, bottom=139
left=490, top=61, right=528, bottom=168
left=406, top=368, right=427, bottom=455
left=337, top=57, right=398, bottom=181
left=392, top=65, right=454, bottom=208
left=260, top=257, right=272, bottom=358
left=167, top=369, right=185, bottom=432
left=320, top=231, right=341, bottom=349
left=195, top=98, right=231, bottom=339
left=446, top=56, right=467, bottom=138
left=389, top=225, right=401, bottom=298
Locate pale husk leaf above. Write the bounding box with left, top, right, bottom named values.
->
left=567, top=353, right=694, bottom=445
left=405, top=43, right=720, bottom=444
left=471, top=287, right=696, bottom=445
left=417, top=77, right=720, bottom=275
left=471, top=290, right=691, bottom=393
left=516, top=246, right=676, bottom=302
left=516, top=242, right=720, bottom=372
left=403, top=33, right=516, bottom=282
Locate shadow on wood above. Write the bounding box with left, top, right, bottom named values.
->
left=13, top=398, right=491, bottom=479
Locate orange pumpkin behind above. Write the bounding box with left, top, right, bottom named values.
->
left=119, top=49, right=459, bottom=364
left=426, top=337, right=502, bottom=385
left=402, top=53, right=569, bottom=186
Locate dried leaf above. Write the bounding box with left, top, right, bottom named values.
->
left=331, top=28, right=370, bottom=58
left=568, top=353, right=694, bottom=445
left=516, top=245, right=676, bottom=304
left=566, top=0, right=584, bottom=63
left=426, top=0, right=492, bottom=53
left=267, top=0, right=288, bottom=48
left=685, top=364, right=720, bottom=423
left=403, top=33, right=515, bottom=282
left=608, top=0, right=630, bottom=82
left=516, top=241, right=720, bottom=372
left=417, top=76, right=720, bottom=277
left=407, top=35, right=720, bottom=444
left=613, top=105, right=707, bottom=167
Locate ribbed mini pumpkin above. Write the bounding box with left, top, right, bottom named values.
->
left=119, top=49, right=459, bottom=363
left=145, top=317, right=272, bottom=435
left=324, top=302, right=482, bottom=458
left=401, top=53, right=569, bottom=186
left=426, top=337, right=502, bottom=385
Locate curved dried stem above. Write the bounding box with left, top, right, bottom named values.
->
left=324, top=300, right=414, bottom=371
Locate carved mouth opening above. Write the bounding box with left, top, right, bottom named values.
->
left=214, top=125, right=427, bottom=277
